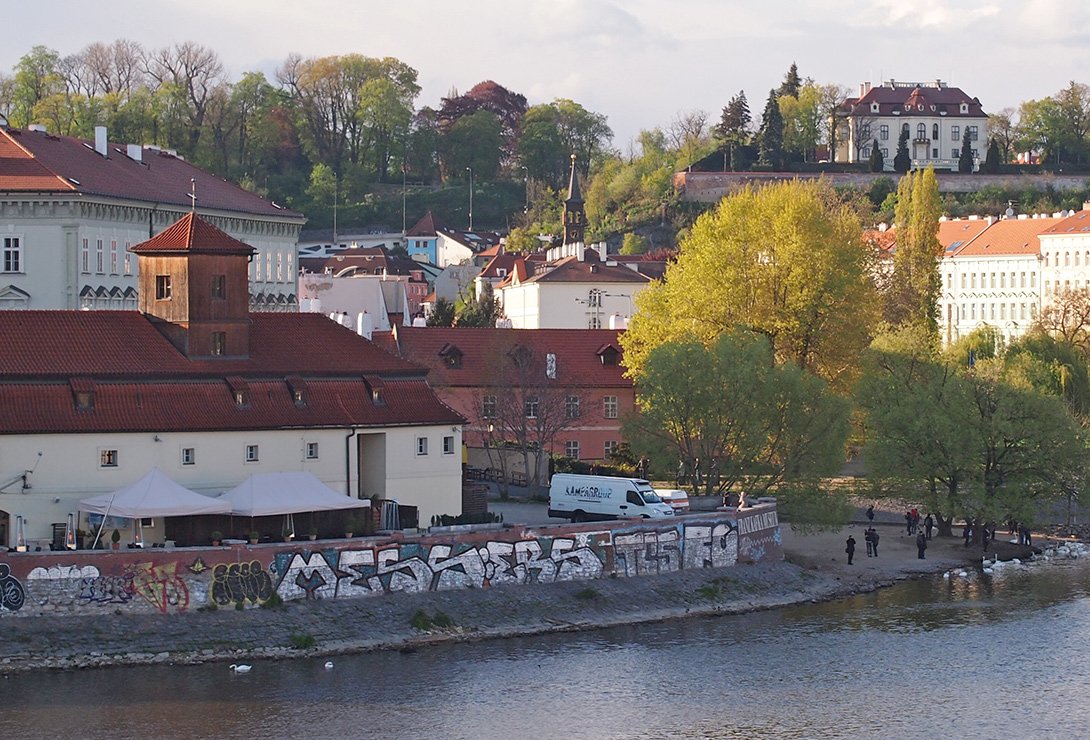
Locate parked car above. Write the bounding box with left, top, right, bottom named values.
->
left=654, top=488, right=690, bottom=513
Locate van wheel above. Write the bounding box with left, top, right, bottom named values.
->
left=641, top=514, right=650, bottom=519
left=572, top=511, right=587, bottom=523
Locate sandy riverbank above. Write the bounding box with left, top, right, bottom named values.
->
left=0, top=524, right=1006, bottom=674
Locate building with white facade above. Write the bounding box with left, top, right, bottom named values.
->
left=1039, top=208, right=1090, bottom=303
left=836, top=80, right=989, bottom=171
left=0, top=213, right=464, bottom=548
left=0, top=123, right=304, bottom=311
left=939, top=215, right=1060, bottom=345
left=405, top=210, right=502, bottom=268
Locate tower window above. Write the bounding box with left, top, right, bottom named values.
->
left=211, top=274, right=226, bottom=299
left=155, top=275, right=172, bottom=300
left=211, top=332, right=226, bottom=356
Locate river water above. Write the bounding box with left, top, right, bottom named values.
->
left=3, top=561, right=1089, bottom=739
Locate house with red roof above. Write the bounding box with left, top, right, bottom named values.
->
left=836, top=80, right=988, bottom=171
left=381, top=326, right=634, bottom=465
left=0, top=123, right=304, bottom=312
left=0, top=213, right=464, bottom=549
left=405, top=210, right=502, bottom=268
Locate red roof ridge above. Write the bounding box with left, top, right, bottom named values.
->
left=130, top=212, right=256, bottom=255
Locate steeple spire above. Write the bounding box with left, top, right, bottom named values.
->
left=562, top=154, right=586, bottom=245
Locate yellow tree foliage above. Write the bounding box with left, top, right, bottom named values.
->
left=888, top=167, right=943, bottom=338
left=622, top=179, right=879, bottom=389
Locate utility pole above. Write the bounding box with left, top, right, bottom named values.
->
left=465, top=167, right=474, bottom=230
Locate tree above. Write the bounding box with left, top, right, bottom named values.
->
left=982, top=137, right=1001, bottom=174
left=517, top=99, right=612, bottom=187
left=1035, top=287, right=1090, bottom=356
left=714, top=91, right=751, bottom=145
left=868, top=137, right=884, bottom=172
left=10, top=45, right=63, bottom=127
left=893, top=127, right=910, bottom=173
left=1016, top=83, right=1090, bottom=167
left=456, top=282, right=501, bottom=327
left=989, top=107, right=1017, bottom=163
left=887, top=168, right=942, bottom=337
left=625, top=333, right=850, bottom=500
left=620, top=233, right=650, bottom=255
left=779, top=83, right=823, bottom=162
left=440, top=109, right=502, bottom=181
left=621, top=179, right=879, bottom=390
left=143, top=41, right=226, bottom=158
left=474, top=337, right=586, bottom=496
left=437, top=80, right=527, bottom=167
left=776, top=62, right=802, bottom=99
left=503, top=227, right=538, bottom=254
left=427, top=297, right=456, bottom=327
left=958, top=127, right=974, bottom=173
left=756, top=89, right=783, bottom=169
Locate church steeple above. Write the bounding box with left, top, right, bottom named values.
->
left=562, top=153, right=586, bottom=246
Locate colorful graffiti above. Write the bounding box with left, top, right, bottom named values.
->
left=0, top=508, right=781, bottom=617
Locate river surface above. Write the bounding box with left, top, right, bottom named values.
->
left=3, top=561, right=1090, bottom=739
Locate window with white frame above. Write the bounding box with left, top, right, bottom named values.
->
left=603, top=395, right=618, bottom=419
left=951, top=125, right=960, bottom=141
left=96, top=239, right=104, bottom=273
left=604, top=440, right=618, bottom=458
left=181, top=447, right=195, bottom=466
left=1, top=236, right=21, bottom=273
left=482, top=395, right=496, bottom=418
left=305, top=442, right=319, bottom=460
left=81, top=238, right=90, bottom=273
left=110, top=240, right=119, bottom=274
left=879, top=124, right=889, bottom=141
left=525, top=396, right=539, bottom=419
left=443, top=435, right=455, bottom=454
left=565, top=440, right=580, bottom=459
left=100, top=449, right=118, bottom=467
left=969, top=125, right=979, bottom=141
left=124, top=242, right=132, bottom=274
left=565, top=395, right=580, bottom=419
left=416, top=436, right=429, bottom=456
left=245, top=444, right=259, bottom=462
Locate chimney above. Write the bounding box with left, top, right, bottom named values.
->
left=126, top=144, right=143, bottom=162
left=1083, top=201, right=1090, bottom=212
left=595, top=242, right=607, bottom=262
left=94, top=126, right=108, bottom=157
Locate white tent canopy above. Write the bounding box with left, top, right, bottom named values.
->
left=218, top=472, right=369, bottom=516
left=80, top=468, right=232, bottom=518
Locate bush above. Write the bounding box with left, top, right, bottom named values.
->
left=575, top=587, right=600, bottom=601
left=429, top=511, right=502, bottom=527
left=410, top=609, right=433, bottom=631
left=289, top=632, right=316, bottom=649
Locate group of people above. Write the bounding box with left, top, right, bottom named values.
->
left=845, top=528, right=881, bottom=564
left=903, top=509, right=935, bottom=539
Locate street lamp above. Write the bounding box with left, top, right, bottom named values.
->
left=520, top=165, right=529, bottom=213
left=465, top=166, right=474, bottom=231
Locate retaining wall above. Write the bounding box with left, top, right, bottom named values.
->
left=0, top=505, right=780, bottom=617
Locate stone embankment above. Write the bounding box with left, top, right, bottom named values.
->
left=0, top=520, right=1022, bottom=675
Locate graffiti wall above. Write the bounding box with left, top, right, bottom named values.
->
left=0, top=505, right=780, bottom=618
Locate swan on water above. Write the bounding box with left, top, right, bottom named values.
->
left=324, top=661, right=334, bottom=670
left=230, top=664, right=252, bottom=673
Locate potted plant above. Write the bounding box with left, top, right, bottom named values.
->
left=76, top=529, right=88, bottom=549
left=307, top=525, right=318, bottom=541
left=210, top=530, right=223, bottom=546
left=344, top=518, right=359, bottom=538
left=110, top=529, right=121, bottom=550
left=248, top=530, right=260, bottom=545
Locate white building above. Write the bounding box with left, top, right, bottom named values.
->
left=938, top=215, right=1063, bottom=345
left=1039, top=208, right=1090, bottom=303
left=836, top=80, right=989, bottom=171
left=0, top=213, right=464, bottom=548
left=0, top=123, right=304, bottom=311
left=497, top=242, right=651, bottom=329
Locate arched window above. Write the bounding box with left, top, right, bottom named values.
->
left=932, top=123, right=939, bottom=139
left=902, top=122, right=909, bottom=135
left=917, top=123, right=926, bottom=139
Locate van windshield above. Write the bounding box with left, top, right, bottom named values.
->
left=639, top=490, right=662, bottom=504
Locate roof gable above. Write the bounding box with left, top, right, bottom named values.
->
left=130, top=212, right=256, bottom=255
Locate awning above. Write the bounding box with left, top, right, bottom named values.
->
left=80, top=468, right=232, bottom=518
left=218, top=471, right=370, bottom=516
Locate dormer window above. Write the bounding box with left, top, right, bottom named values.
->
left=960, top=103, right=969, bottom=113
left=439, top=343, right=464, bottom=368
left=870, top=102, right=879, bottom=113
left=598, top=344, right=621, bottom=366
left=364, top=375, right=386, bottom=406
left=226, top=376, right=249, bottom=407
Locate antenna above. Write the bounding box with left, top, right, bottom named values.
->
left=189, top=178, right=197, bottom=212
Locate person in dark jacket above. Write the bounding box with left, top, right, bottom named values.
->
left=866, top=504, right=875, bottom=524
left=916, top=532, right=927, bottom=559
left=869, top=528, right=880, bottom=557
left=924, top=513, right=934, bottom=540
left=864, top=528, right=874, bottom=557
left=845, top=535, right=856, bottom=565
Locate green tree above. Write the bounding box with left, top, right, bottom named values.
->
left=779, top=83, right=823, bottom=162
left=893, top=127, right=910, bottom=173
left=622, top=180, right=879, bottom=390
left=504, top=227, right=538, bottom=254
left=456, top=282, right=501, bottom=327
left=776, top=62, right=802, bottom=99
left=625, top=333, right=850, bottom=500
left=887, top=168, right=942, bottom=337
left=756, top=89, right=784, bottom=168
left=11, top=45, right=63, bottom=127
left=427, top=297, right=456, bottom=327
left=714, top=91, right=751, bottom=170
left=440, top=109, right=502, bottom=181
left=620, top=232, right=650, bottom=255
left=982, top=137, right=1001, bottom=174
left=517, top=99, right=612, bottom=188
left=958, top=127, right=974, bottom=173
left=868, top=138, right=884, bottom=172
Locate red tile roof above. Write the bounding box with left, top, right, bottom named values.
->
left=1040, top=209, right=1090, bottom=235
left=953, top=216, right=1063, bottom=257
left=130, top=212, right=256, bottom=255
left=842, top=82, right=986, bottom=118
left=0, top=311, right=463, bottom=433
left=0, top=127, right=301, bottom=219
left=517, top=256, right=652, bottom=285
left=386, top=326, right=632, bottom=389
left=406, top=210, right=439, bottom=237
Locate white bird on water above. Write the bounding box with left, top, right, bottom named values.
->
left=230, top=664, right=252, bottom=673
left=324, top=661, right=334, bottom=670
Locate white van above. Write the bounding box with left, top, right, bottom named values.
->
left=654, top=488, right=690, bottom=513
left=548, top=474, right=674, bottom=522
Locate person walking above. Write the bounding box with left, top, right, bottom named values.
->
left=924, top=514, right=934, bottom=540
left=870, top=528, right=880, bottom=557
left=866, top=504, right=875, bottom=525
left=963, top=521, right=973, bottom=547
left=916, top=531, right=927, bottom=559
left=864, top=528, right=874, bottom=557
left=905, top=510, right=913, bottom=536
left=845, top=535, right=856, bottom=565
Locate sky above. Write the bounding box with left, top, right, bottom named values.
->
left=6, top=0, right=1090, bottom=148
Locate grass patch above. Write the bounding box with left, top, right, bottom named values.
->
left=289, top=632, right=317, bottom=650
left=432, top=610, right=454, bottom=628
left=411, top=609, right=456, bottom=631
left=696, top=584, right=721, bottom=600
left=574, top=587, right=601, bottom=601
left=259, top=593, right=284, bottom=609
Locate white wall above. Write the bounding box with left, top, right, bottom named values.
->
left=501, top=281, right=646, bottom=329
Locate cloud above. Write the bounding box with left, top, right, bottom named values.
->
left=857, top=0, right=999, bottom=30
